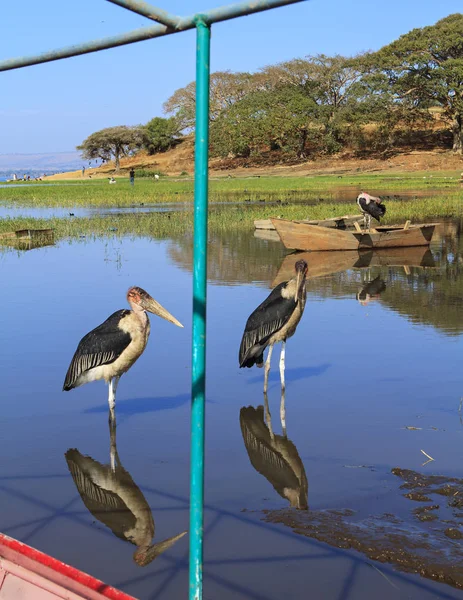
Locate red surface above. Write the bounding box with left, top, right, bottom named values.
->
left=0, top=533, right=137, bottom=600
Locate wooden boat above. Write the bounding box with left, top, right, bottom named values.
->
left=0, top=533, right=135, bottom=599
left=0, top=228, right=54, bottom=241
left=271, top=218, right=436, bottom=251
left=272, top=246, right=435, bottom=286
left=255, top=213, right=363, bottom=231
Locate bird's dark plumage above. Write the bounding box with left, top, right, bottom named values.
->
left=357, top=196, right=386, bottom=221
left=239, top=283, right=296, bottom=368
left=358, top=276, right=386, bottom=300
left=63, top=310, right=132, bottom=391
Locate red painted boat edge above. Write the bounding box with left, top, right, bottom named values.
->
left=0, top=533, right=137, bottom=600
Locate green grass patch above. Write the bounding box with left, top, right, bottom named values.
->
left=0, top=172, right=460, bottom=208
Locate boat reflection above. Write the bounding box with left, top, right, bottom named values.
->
left=240, top=391, right=308, bottom=510
left=357, top=275, right=386, bottom=306
left=65, top=422, right=186, bottom=566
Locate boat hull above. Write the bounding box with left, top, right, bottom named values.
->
left=0, top=533, right=136, bottom=600
left=271, top=219, right=436, bottom=251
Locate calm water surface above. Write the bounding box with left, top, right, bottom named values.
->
left=0, top=225, right=462, bottom=599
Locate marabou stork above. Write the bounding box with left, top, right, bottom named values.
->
left=240, top=398, right=308, bottom=509
left=63, top=286, right=183, bottom=420
left=356, top=192, right=386, bottom=231
left=239, top=260, right=308, bottom=394
left=65, top=422, right=186, bottom=566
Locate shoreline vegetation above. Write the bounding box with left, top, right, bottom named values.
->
left=0, top=173, right=461, bottom=244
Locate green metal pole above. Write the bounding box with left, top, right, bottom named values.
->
left=190, top=17, right=210, bottom=600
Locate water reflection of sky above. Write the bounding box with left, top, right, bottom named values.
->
left=0, top=232, right=462, bottom=600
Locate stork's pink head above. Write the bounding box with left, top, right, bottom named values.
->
left=127, top=286, right=183, bottom=327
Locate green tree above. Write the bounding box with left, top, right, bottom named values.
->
left=210, top=86, right=319, bottom=159
left=143, top=117, right=181, bottom=154
left=370, top=14, right=463, bottom=153
left=77, top=126, right=143, bottom=172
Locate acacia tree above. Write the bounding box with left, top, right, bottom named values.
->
left=370, top=14, right=463, bottom=153
left=77, top=126, right=143, bottom=172
left=210, top=86, right=319, bottom=158
left=163, top=71, right=257, bottom=129
left=259, top=54, right=365, bottom=148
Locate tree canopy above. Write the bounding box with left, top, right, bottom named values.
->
left=142, top=117, right=180, bottom=154
left=77, top=126, right=143, bottom=172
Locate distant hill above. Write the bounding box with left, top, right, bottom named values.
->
left=0, top=151, right=86, bottom=177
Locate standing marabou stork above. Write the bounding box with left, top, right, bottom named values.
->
left=356, top=191, right=386, bottom=231
left=63, top=286, right=183, bottom=420
left=239, top=260, right=308, bottom=394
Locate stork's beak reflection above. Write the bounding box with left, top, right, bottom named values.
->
left=142, top=296, right=183, bottom=328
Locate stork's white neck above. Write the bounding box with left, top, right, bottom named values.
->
left=129, top=301, right=148, bottom=327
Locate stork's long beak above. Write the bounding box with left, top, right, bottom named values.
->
left=295, top=270, right=302, bottom=302
left=142, top=296, right=184, bottom=328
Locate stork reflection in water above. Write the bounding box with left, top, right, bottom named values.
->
left=63, top=286, right=183, bottom=421
left=239, top=260, right=308, bottom=394
left=357, top=275, right=386, bottom=306
left=65, top=421, right=186, bottom=566
left=240, top=392, right=308, bottom=510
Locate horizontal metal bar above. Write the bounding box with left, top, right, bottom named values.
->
left=178, top=0, right=306, bottom=28
left=106, top=0, right=180, bottom=28
left=0, top=0, right=305, bottom=72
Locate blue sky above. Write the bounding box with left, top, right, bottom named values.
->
left=0, top=0, right=461, bottom=154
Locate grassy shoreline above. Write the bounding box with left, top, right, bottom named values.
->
left=0, top=192, right=462, bottom=244
left=0, top=172, right=461, bottom=208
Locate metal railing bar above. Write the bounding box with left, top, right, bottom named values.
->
left=0, top=0, right=305, bottom=72
left=106, top=0, right=181, bottom=29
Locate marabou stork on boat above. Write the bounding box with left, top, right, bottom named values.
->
left=239, top=260, right=308, bottom=393
left=63, top=286, right=183, bottom=420
left=65, top=421, right=186, bottom=566
left=356, top=192, right=386, bottom=231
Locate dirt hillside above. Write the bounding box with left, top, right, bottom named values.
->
left=47, top=137, right=463, bottom=180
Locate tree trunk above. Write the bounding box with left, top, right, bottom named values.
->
left=452, top=114, right=462, bottom=154
left=114, top=150, right=120, bottom=172
left=298, top=129, right=308, bottom=158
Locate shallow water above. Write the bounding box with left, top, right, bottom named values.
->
left=0, top=226, right=462, bottom=599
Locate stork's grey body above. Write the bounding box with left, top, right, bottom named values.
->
left=63, top=286, right=183, bottom=421
left=65, top=421, right=186, bottom=566
left=239, top=260, right=308, bottom=394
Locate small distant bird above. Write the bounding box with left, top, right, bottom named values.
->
left=239, top=260, right=308, bottom=392
left=63, top=286, right=183, bottom=420
left=154, top=174, right=160, bottom=181
left=357, top=192, right=386, bottom=231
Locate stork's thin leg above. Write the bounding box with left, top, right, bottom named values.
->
left=263, top=391, right=274, bottom=441
left=109, top=417, right=117, bottom=473
left=279, top=341, right=286, bottom=432
left=363, top=214, right=367, bottom=231
left=280, top=385, right=287, bottom=438
left=279, top=341, right=286, bottom=393
left=108, top=376, right=120, bottom=423
left=264, top=344, right=274, bottom=394
left=368, top=214, right=372, bottom=232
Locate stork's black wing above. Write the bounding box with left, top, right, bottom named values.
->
left=358, top=197, right=386, bottom=221
left=239, top=282, right=296, bottom=368
left=63, top=309, right=132, bottom=390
